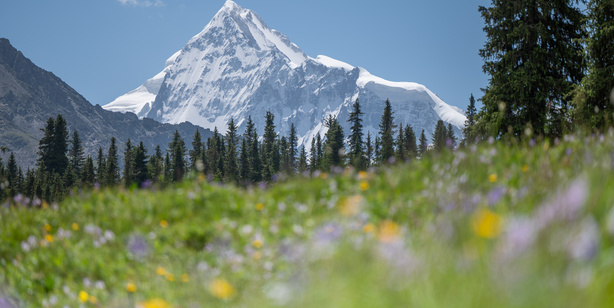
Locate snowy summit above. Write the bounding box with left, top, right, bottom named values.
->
left=104, top=0, right=467, bottom=147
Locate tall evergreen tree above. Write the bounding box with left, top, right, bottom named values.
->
left=315, top=134, right=323, bottom=170
left=463, top=94, right=478, bottom=142
left=96, top=147, right=105, bottom=184
left=81, top=156, right=96, bottom=188
left=190, top=129, right=203, bottom=172
left=419, top=130, right=428, bottom=156
left=581, top=0, right=614, bottom=129
left=105, top=137, right=119, bottom=186
left=404, top=124, right=418, bottom=159
left=476, top=0, right=585, bottom=138
left=309, top=137, right=317, bottom=172
left=163, top=152, right=171, bottom=184
left=6, top=152, right=18, bottom=197
left=347, top=99, right=366, bottom=169
left=287, top=123, right=298, bottom=174
left=37, top=117, right=55, bottom=173
left=244, top=116, right=261, bottom=183
left=52, top=115, right=69, bottom=175
left=447, top=123, right=457, bottom=150
left=123, top=139, right=134, bottom=187
left=133, top=142, right=148, bottom=186
left=378, top=99, right=396, bottom=163
left=298, top=146, right=308, bottom=174
left=169, top=130, right=187, bottom=182
left=395, top=124, right=405, bottom=162
left=68, top=130, right=84, bottom=175
left=365, top=132, right=373, bottom=167
left=239, top=138, right=250, bottom=182
left=149, top=145, right=164, bottom=182
left=225, top=119, right=239, bottom=183
left=432, top=120, right=448, bottom=152
left=262, top=111, right=278, bottom=181
left=323, top=115, right=345, bottom=169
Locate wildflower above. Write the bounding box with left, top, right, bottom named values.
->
left=72, top=222, right=79, bottom=231
left=253, top=251, right=263, bottom=260
left=252, top=239, right=263, bottom=249
left=488, top=173, right=498, bottom=183
left=78, top=291, right=89, bottom=303
left=44, top=224, right=52, bottom=232
left=376, top=220, right=401, bottom=243
left=126, top=282, right=137, bottom=293
left=522, top=165, right=529, bottom=173
left=472, top=209, right=503, bottom=239
left=255, top=203, right=264, bottom=211
left=363, top=223, right=375, bottom=234
left=339, top=195, right=363, bottom=217
left=181, top=274, right=189, bottom=282
left=165, top=273, right=175, bottom=282
left=209, top=279, right=236, bottom=299
left=45, top=234, right=53, bottom=243
left=320, top=172, right=328, bottom=179
left=89, top=296, right=98, bottom=304
left=359, top=180, right=370, bottom=191
left=160, top=220, right=168, bottom=228
left=156, top=266, right=167, bottom=276
left=137, top=298, right=171, bottom=308
left=358, top=171, right=368, bottom=180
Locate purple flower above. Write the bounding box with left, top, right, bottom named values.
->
left=566, top=148, right=573, bottom=156
left=488, top=187, right=506, bottom=206
left=127, top=234, right=150, bottom=259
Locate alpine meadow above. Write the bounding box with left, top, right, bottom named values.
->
left=1, top=1, right=614, bottom=307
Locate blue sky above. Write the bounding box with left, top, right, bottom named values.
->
left=0, top=0, right=491, bottom=111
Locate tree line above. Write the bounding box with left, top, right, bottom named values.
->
left=0, top=100, right=458, bottom=205
left=464, top=0, right=614, bottom=141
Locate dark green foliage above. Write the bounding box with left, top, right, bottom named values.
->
left=244, top=116, right=261, bottom=183
left=105, top=137, right=119, bottom=186
left=63, top=163, right=77, bottom=190
left=432, top=120, right=448, bottom=152
left=262, top=111, right=278, bottom=181
left=366, top=132, right=373, bottom=167
left=207, top=127, right=223, bottom=179
left=580, top=0, right=614, bottom=129
left=6, top=152, right=18, bottom=197
left=123, top=139, right=134, bottom=187
left=463, top=94, right=478, bottom=143
left=96, top=147, right=105, bottom=184
left=347, top=99, right=366, bottom=169
left=239, top=138, right=249, bottom=182
left=476, top=0, right=585, bottom=138
left=37, top=115, right=69, bottom=175
left=378, top=99, right=396, bottom=163
left=68, top=130, right=84, bottom=175
left=395, top=124, right=405, bottom=162
left=323, top=115, right=345, bottom=169
left=81, top=156, right=95, bottom=188
left=133, top=142, right=148, bottom=186
left=169, top=130, right=187, bottom=182
left=149, top=145, right=164, bottom=182
left=287, top=123, right=298, bottom=174
left=225, top=119, right=239, bottom=183
left=298, top=146, right=308, bottom=174
left=419, top=130, right=428, bottom=156
left=447, top=124, right=457, bottom=150
left=190, top=129, right=203, bottom=172
left=403, top=124, right=417, bottom=159
left=309, top=137, right=317, bottom=172
left=316, top=134, right=323, bottom=170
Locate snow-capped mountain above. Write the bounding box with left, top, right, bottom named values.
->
left=105, top=0, right=466, bottom=147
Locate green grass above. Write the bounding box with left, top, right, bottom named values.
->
left=2, top=131, right=614, bottom=307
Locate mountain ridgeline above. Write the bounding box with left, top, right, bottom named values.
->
left=0, top=38, right=212, bottom=168
left=105, top=0, right=467, bottom=148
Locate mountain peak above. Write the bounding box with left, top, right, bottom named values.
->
left=221, top=0, right=240, bottom=11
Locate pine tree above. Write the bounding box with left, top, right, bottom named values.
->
left=262, top=111, right=278, bottom=181
left=463, top=94, right=478, bottom=142
left=395, top=124, right=405, bottom=162
left=581, top=0, right=614, bottom=129
left=323, top=115, right=345, bottom=169
left=169, top=130, right=187, bottom=182
left=432, top=120, right=448, bottom=152
left=123, top=139, right=134, bottom=187
left=52, top=115, right=69, bottom=175
left=374, top=136, right=380, bottom=164
left=298, top=146, right=308, bottom=174
left=63, top=163, right=77, bottom=190
left=105, top=137, right=119, bottom=186
left=149, top=145, right=163, bottom=182
left=133, top=142, right=148, bottom=186
left=239, top=138, right=250, bottom=182
left=96, top=147, right=105, bottom=185
left=244, top=116, right=261, bottom=183
left=224, top=119, right=239, bottom=183
left=68, top=130, right=84, bottom=175
left=419, top=130, right=428, bottom=156
left=81, top=156, right=95, bottom=188
left=190, top=129, right=203, bottom=172
left=347, top=99, right=366, bottom=169
left=6, top=152, right=18, bottom=197
left=37, top=117, right=55, bottom=173
left=279, top=136, right=289, bottom=174
left=207, top=128, right=221, bottom=178
left=366, top=132, right=373, bottom=167
left=309, top=137, right=317, bottom=172
left=447, top=123, right=457, bottom=150
left=378, top=99, right=396, bottom=163
left=476, top=0, right=585, bottom=138
left=287, top=123, right=298, bottom=174
left=315, top=134, right=323, bottom=170
left=404, top=124, right=417, bottom=159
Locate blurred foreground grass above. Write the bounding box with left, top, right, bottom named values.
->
left=2, top=131, right=614, bottom=307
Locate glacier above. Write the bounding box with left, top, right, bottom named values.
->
left=105, top=0, right=467, bottom=147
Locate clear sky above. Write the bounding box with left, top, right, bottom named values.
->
left=0, top=0, right=491, bottom=111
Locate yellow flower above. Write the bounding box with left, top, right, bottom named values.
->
left=42, top=201, right=49, bottom=209
left=252, top=251, right=262, bottom=260
left=376, top=220, right=401, bottom=243
left=363, top=223, right=375, bottom=234
left=255, top=203, right=264, bottom=211
left=137, top=298, right=171, bottom=308
left=89, top=296, right=98, bottom=304
left=45, top=234, right=53, bottom=243
left=181, top=274, right=190, bottom=282
left=160, top=220, right=169, bottom=228
left=44, top=224, right=52, bottom=232
left=488, top=173, right=498, bottom=183
left=78, top=291, right=89, bottom=303
left=156, top=266, right=167, bottom=276
left=339, top=195, right=363, bottom=217
left=472, top=209, right=503, bottom=239
left=252, top=239, right=263, bottom=249
left=165, top=273, right=175, bottom=282
left=522, top=165, right=529, bottom=173
left=320, top=172, right=328, bottom=179
left=72, top=222, right=79, bottom=231
left=126, top=282, right=137, bottom=293
left=359, top=180, right=370, bottom=191
left=209, top=279, right=236, bottom=299
left=358, top=171, right=368, bottom=180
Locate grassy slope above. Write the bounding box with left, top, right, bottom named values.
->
left=1, top=131, right=614, bottom=307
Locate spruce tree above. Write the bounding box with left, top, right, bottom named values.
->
left=395, top=124, right=405, bottom=162
left=298, top=146, right=308, bottom=174
left=309, top=137, right=317, bottom=172
left=378, top=99, right=396, bottom=163
left=6, top=152, right=18, bottom=197
left=447, top=123, right=457, bottom=150
left=68, top=130, right=84, bottom=175
left=419, top=130, right=428, bottom=156
left=190, top=129, right=203, bottom=172
left=244, top=116, right=261, bottom=183
left=224, top=119, right=239, bottom=183
left=169, top=130, right=187, bottom=182
left=463, top=94, right=478, bottom=142
left=432, top=120, right=448, bottom=152
left=239, top=138, right=249, bottom=182
left=315, top=134, right=323, bottom=170
left=476, top=0, right=585, bottom=138
left=581, top=0, right=614, bottom=129
left=262, top=111, right=278, bottom=181
left=323, top=115, right=345, bottom=169
left=96, top=147, right=105, bottom=184
left=287, top=123, right=298, bottom=174
left=404, top=124, right=417, bottom=159
left=279, top=136, right=289, bottom=174
left=366, top=132, right=373, bottom=167
left=81, top=156, right=95, bottom=188
left=149, top=145, right=164, bottom=182
left=123, top=139, right=134, bottom=187
left=37, top=117, right=55, bottom=173
left=347, top=99, right=366, bottom=169
left=133, top=142, right=148, bottom=186
left=163, top=152, right=171, bottom=184
left=105, top=137, right=119, bottom=186
left=52, top=115, right=69, bottom=175
left=63, top=163, right=77, bottom=190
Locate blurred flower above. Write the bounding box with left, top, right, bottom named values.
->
left=358, top=171, right=368, bottom=180
left=607, top=207, right=614, bottom=236
left=363, top=223, right=375, bottom=234
left=137, top=298, right=171, bottom=308
left=209, top=278, right=236, bottom=299
left=160, top=220, right=169, bottom=228
left=488, top=174, right=498, bottom=183
left=181, top=274, right=189, bottom=282
left=359, top=181, right=370, bottom=191
left=44, top=234, right=53, bottom=243
left=127, top=234, right=150, bottom=259
left=522, top=165, right=529, bottom=173
left=496, top=217, right=536, bottom=260
left=126, top=282, right=137, bottom=293
left=165, top=273, right=175, bottom=282
left=534, top=178, right=588, bottom=229
left=339, top=195, right=363, bottom=217
left=156, top=266, right=167, bottom=276
left=487, top=186, right=506, bottom=206
left=71, top=222, right=79, bottom=231
left=44, top=224, right=52, bottom=232
left=256, top=203, right=264, bottom=211
left=89, top=296, right=98, bottom=304
left=472, top=209, right=503, bottom=239
left=376, top=220, right=401, bottom=243
left=252, top=239, right=263, bottom=249
left=78, top=291, right=88, bottom=303
left=567, top=216, right=600, bottom=262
